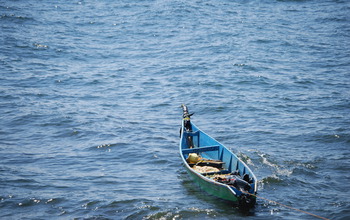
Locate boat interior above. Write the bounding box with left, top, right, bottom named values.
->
left=181, top=130, right=255, bottom=187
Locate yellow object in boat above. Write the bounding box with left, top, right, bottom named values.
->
left=187, top=153, right=200, bottom=163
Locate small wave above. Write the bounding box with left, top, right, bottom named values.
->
left=277, top=0, right=309, bottom=2
left=284, top=158, right=322, bottom=170
left=311, top=133, right=349, bottom=144
left=260, top=175, right=283, bottom=185
left=17, top=197, right=64, bottom=207
left=0, top=195, right=64, bottom=209
left=258, top=153, right=293, bottom=177
left=252, top=39, right=275, bottom=44
left=33, top=43, right=49, bottom=49
left=144, top=207, right=218, bottom=220
left=87, top=199, right=159, bottom=220
left=108, top=199, right=141, bottom=207
left=237, top=151, right=255, bottom=167
left=90, top=142, right=131, bottom=151
left=0, top=13, right=35, bottom=23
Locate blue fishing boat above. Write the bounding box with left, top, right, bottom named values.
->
left=179, top=105, right=258, bottom=208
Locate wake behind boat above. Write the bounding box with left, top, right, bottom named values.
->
left=179, top=105, right=258, bottom=209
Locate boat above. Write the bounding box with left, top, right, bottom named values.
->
left=179, top=105, right=258, bottom=208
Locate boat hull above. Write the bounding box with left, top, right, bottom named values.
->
left=184, top=164, right=240, bottom=202
left=179, top=120, right=257, bottom=207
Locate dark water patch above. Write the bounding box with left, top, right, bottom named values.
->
left=0, top=13, right=36, bottom=24
left=302, top=132, right=350, bottom=144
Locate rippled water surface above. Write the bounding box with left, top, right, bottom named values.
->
left=1, top=0, right=349, bottom=219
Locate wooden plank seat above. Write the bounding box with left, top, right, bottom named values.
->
left=188, top=159, right=225, bottom=168
left=202, top=169, right=231, bottom=176
left=182, top=145, right=220, bottom=154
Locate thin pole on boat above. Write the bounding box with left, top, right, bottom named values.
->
left=181, top=104, right=194, bottom=148
left=243, top=191, right=330, bottom=220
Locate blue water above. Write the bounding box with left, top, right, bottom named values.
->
left=1, top=0, right=349, bottom=219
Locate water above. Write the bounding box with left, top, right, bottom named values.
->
left=1, top=0, right=349, bottom=219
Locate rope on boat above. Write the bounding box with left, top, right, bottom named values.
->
left=244, top=191, right=330, bottom=220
